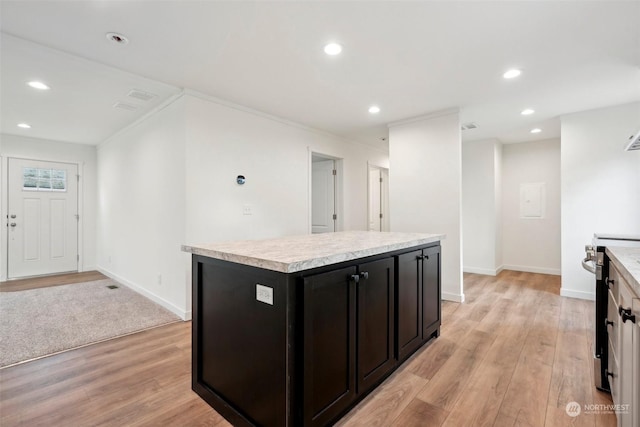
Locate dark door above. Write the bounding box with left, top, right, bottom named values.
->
left=422, top=246, right=441, bottom=337
left=357, top=258, right=395, bottom=393
left=303, top=266, right=357, bottom=427
left=396, top=250, right=422, bottom=361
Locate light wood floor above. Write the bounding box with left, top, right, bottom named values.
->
left=0, top=271, right=107, bottom=292
left=0, top=271, right=616, bottom=426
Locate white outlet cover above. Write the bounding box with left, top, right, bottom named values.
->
left=256, top=284, right=273, bottom=305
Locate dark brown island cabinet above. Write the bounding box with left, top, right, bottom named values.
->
left=182, top=231, right=444, bottom=427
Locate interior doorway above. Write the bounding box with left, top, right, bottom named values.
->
left=7, top=158, right=79, bottom=279
left=311, top=153, right=342, bottom=234
left=368, top=164, right=390, bottom=232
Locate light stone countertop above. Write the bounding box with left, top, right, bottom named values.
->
left=182, top=231, right=445, bottom=273
left=606, top=246, right=640, bottom=297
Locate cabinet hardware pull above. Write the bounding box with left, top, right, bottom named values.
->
left=416, top=255, right=430, bottom=260
left=605, top=318, right=614, bottom=327
left=605, top=277, right=615, bottom=289
left=605, top=369, right=614, bottom=379
left=359, top=271, right=369, bottom=280
left=349, top=274, right=360, bottom=284
left=618, top=306, right=636, bottom=324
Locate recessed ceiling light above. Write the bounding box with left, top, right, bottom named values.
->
left=530, top=128, right=542, bottom=134
left=503, top=69, right=521, bottom=79
left=368, top=105, right=381, bottom=114
left=17, top=123, right=31, bottom=129
left=106, top=32, right=129, bottom=45
left=521, top=109, right=535, bottom=115
left=324, top=43, right=342, bottom=56
left=27, top=81, right=50, bottom=90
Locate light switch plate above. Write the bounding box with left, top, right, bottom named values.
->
left=256, top=284, right=273, bottom=305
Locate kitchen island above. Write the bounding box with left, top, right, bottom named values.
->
left=182, top=231, right=445, bottom=427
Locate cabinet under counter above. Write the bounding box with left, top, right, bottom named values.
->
left=183, top=231, right=444, bottom=427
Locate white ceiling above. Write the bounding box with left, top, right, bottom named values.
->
left=1, top=1, right=639, bottom=148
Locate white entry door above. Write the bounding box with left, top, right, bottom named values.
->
left=312, top=159, right=336, bottom=233
left=7, top=158, right=79, bottom=278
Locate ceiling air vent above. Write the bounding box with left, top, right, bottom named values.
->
left=461, top=122, right=478, bottom=131
left=127, top=89, right=157, bottom=102
left=624, top=129, right=640, bottom=151
left=113, top=102, right=139, bottom=111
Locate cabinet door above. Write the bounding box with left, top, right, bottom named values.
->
left=618, top=280, right=635, bottom=427
left=303, top=266, right=357, bottom=427
left=396, top=250, right=422, bottom=361
left=357, top=258, right=395, bottom=393
left=422, top=246, right=441, bottom=337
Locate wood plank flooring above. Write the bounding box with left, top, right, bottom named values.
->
left=0, top=271, right=616, bottom=426
left=0, top=271, right=107, bottom=292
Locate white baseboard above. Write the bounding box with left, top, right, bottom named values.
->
left=97, top=266, right=189, bottom=320
left=442, top=292, right=465, bottom=303
left=463, top=266, right=500, bottom=276
left=560, top=288, right=595, bottom=301
left=502, top=264, right=561, bottom=276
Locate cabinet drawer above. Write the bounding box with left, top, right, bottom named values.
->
left=608, top=339, right=620, bottom=408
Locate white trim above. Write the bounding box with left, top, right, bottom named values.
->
left=463, top=266, right=500, bottom=276
left=501, top=264, right=561, bottom=276
left=560, top=287, right=595, bottom=301
left=77, top=162, right=84, bottom=272
left=387, top=107, right=460, bottom=128
left=442, top=291, right=465, bottom=303
left=97, top=266, right=189, bottom=320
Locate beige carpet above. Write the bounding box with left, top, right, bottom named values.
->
left=0, top=278, right=180, bottom=368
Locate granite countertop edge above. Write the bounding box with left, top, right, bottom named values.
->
left=606, top=246, right=640, bottom=297
left=182, top=232, right=445, bottom=273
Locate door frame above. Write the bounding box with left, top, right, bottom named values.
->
left=367, top=162, right=390, bottom=232
left=0, top=155, right=85, bottom=281
left=308, top=149, right=343, bottom=234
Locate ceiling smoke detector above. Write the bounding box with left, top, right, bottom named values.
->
left=461, top=122, right=478, bottom=131
left=127, top=89, right=157, bottom=102
left=106, top=32, right=129, bottom=45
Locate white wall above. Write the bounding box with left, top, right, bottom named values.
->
left=184, top=94, right=389, bottom=245
left=502, top=138, right=561, bottom=275
left=0, top=134, right=97, bottom=280
left=97, top=98, right=188, bottom=317
left=389, top=110, right=464, bottom=302
left=561, top=102, right=640, bottom=300
left=97, top=92, right=389, bottom=318
left=462, top=138, right=502, bottom=275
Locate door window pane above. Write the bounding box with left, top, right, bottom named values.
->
left=23, top=168, right=67, bottom=192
